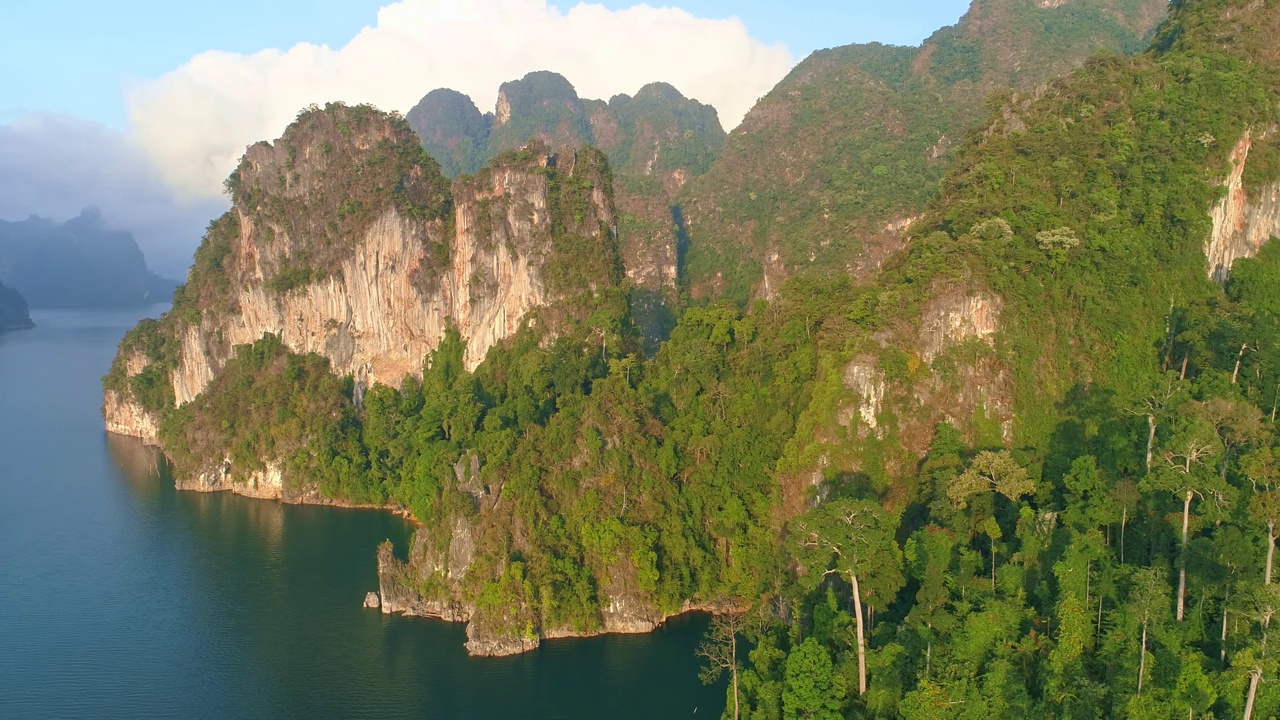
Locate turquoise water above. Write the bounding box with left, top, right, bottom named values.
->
left=0, top=308, right=724, bottom=719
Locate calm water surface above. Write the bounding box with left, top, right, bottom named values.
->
left=0, top=307, right=724, bottom=719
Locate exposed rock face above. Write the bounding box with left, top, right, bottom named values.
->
left=843, top=358, right=886, bottom=431
left=914, top=289, right=1012, bottom=443
left=1207, top=130, right=1280, bottom=281
left=784, top=284, right=1012, bottom=512
left=363, top=592, right=381, bottom=609
left=168, top=173, right=557, bottom=409
left=102, top=389, right=159, bottom=444
left=181, top=461, right=285, bottom=500
left=102, top=105, right=616, bottom=504
left=104, top=106, right=619, bottom=497
left=919, top=290, right=1003, bottom=363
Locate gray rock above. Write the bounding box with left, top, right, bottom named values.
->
left=363, top=591, right=381, bottom=609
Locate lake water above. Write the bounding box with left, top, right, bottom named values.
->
left=0, top=307, right=724, bottom=719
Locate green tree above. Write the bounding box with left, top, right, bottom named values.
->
left=1240, top=585, right=1280, bottom=720
left=781, top=637, right=844, bottom=720
left=1128, top=566, right=1171, bottom=697
left=1142, top=415, right=1227, bottom=621
left=1245, top=447, right=1280, bottom=585
left=1196, top=396, right=1269, bottom=480
left=903, top=526, right=959, bottom=680
left=789, top=499, right=904, bottom=697
left=948, top=450, right=1036, bottom=590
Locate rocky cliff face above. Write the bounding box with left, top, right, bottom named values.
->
left=105, top=104, right=618, bottom=453
left=1207, top=129, right=1280, bottom=281
left=780, top=284, right=1012, bottom=515
left=170, top=172, right=559, bottom=406
left=847, top=288, right=1008, bottom=438
left=406, top=74, right=726, bottom=344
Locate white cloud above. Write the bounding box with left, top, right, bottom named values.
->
left=0, top=115, right=225, bottom=277
left=126, top=0, right=795, bottom=198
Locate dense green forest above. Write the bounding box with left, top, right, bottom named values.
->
left=104, top=0, right=1280, bottom=716
left=677, top=0, right=1167, bottom=303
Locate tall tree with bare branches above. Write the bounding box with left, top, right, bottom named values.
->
left=788, top=499, right=904, bottom=697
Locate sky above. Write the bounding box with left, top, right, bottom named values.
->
left=0, top=0, right=971, bottom=276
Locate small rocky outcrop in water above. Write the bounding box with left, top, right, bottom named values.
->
left=0, top=279, right=33, bottom=333
left=362, top=592, right=381, bottom=609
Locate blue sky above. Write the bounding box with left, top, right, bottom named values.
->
left=2, top=1, right=971, bottom=128
left=0, top=0, right=975, bottom=274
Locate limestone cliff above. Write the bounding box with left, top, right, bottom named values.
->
left=780, top=283, right=1012, bottom=514
left=407, top=74, right=726, bottom=345
left=1207, top=129, right=1280, bottom=281
left=104, top=103, right=620, bottom=461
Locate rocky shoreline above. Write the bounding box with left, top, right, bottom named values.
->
left=104, top=428, right=727, bottom=657
left=374, top=537, right=742, bottom=657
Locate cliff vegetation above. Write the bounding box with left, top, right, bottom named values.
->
left=677, top=0, right=1169, bottom=303
left=100, top=0, right=1280, bottom=716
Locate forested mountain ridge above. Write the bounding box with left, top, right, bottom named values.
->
left=102, top=0, right=1280, bottom=715
left=407, top=71, right=726, bottom=184
left=710, top=0, right=1280, bottom=716
left=677, top=0, right=1169, bottom=304
left=0, top=279, right=33, bottom=333
left=408, top=73, right=727, bottom=344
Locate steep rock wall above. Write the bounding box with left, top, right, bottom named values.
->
left=781, top=285, right=1012, bottom=515
left=1207, top=130, right=1280, bottom=281
left=102, top=389, right=160, bottom=444
left=109, top=151, right=610, bottom=434
left=169, top=167, right=556, bottom=408
left=839, top=290, right=1008, bottom=443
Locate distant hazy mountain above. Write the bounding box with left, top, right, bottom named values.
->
left=0, top=279, right=33, bottom=332
left=0, top=209, right=178, bottom=308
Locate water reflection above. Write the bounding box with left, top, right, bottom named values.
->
left=104, top=439, right=723, bottom=718
left=105, top=433, right=164, bottom=498
left=2, top=308, right=723, bottom=719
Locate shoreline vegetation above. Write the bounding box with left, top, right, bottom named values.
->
left=100, top=0, right=1280, bottom=716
